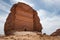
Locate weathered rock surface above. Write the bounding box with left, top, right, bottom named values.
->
left=51, top=29, right=60, bottom=36
left=0, top=31, right=60, bottom=40
left=4, top=2, right=42, bottom=35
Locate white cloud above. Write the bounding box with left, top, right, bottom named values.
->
left=10, top=0, right=34, bottom=8
left=41, top=0, right=60, bottom=11
left=37, top=9, right=60, bottom=35
left=0, top=0, right=11, bottom=12
left=0, top=14, right=8, bottom=35
left=42, top=0, right=60, bottom=5
left=0, top=22, right=4, bottom=35
left=37, top=9, right=49, bottom=20
left=0, top=16, right=6, bottom=35
left=0, top=16, right=6, bottom=23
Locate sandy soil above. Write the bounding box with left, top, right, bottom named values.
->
left=0, top=31, right=60, bottom=40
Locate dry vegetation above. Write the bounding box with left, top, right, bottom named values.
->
left=0, top=31, right=60, bottom=40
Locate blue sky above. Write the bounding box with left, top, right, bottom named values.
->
left=0, top=0, right=60, bottom=35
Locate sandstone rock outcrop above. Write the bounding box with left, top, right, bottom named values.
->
left=51, top=29, right=60, bottom=36
left=4, top=2, right=42, bottom=35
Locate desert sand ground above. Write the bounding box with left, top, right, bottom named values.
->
left=0, top=31, right=60, bottom=40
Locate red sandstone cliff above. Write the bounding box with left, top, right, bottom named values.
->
left=51, top=29, right=60, bottom=36
left=4, top=2, right=42, bottom=35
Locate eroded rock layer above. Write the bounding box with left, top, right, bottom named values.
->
left=51, top=29, right=60, bottom=36
left=4, top=2, right=42, bottom=35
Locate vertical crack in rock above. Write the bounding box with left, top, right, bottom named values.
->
left=4, top=2, right=42, bottom=35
